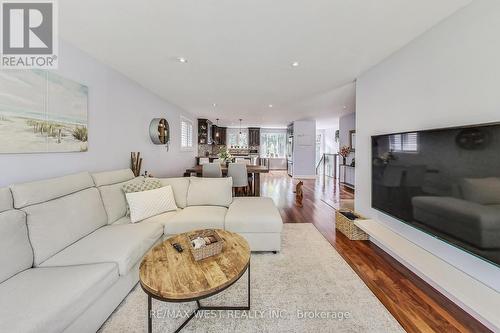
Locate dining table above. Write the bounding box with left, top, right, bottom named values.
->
left=184, top=164, right=269, bottom=196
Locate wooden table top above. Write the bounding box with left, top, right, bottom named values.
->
left=186, top=164, right=269, bottom=173
left=139, top=229, right=250, bottom=302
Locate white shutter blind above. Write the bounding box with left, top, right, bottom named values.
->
left=402, top=133, right=418, bottom=151
left=181, top=119, right=193, bottom=149
left=389, top=133, right=418, bottom=152
left=389, top=134, right=402, bottom=151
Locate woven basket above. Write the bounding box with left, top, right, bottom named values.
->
left=335, top=210, right=369, bottom=240
left=187, top=230, right=223, bottom=261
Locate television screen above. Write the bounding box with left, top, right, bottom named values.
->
left=371, top=122, right=500, bottom=266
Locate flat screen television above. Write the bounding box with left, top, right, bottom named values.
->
left=371, top=122, right=500, bottom=267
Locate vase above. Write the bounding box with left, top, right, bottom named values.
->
left=342, top=157, right=347, bottom=165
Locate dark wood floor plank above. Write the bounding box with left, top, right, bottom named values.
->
left=260, top=171, right=491, bottom=333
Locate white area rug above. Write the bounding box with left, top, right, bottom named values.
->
left=99, top=224, right=404, bottom=333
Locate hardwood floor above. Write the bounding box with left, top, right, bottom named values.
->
left=260, top=171, right=491, bottom=333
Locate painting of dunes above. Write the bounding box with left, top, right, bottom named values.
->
left=0, top=70, right=88, bottom=153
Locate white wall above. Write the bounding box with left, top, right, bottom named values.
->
left=339, top=112, right=355, bottom=164
left=0, top=41, right=197, bottom=186
left=292, top=120, right=316, bottom=178
left=319, top=127, right=338, bottom=155
left=356, top=0, right=500, bottom=296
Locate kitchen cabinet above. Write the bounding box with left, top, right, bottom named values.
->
left=198, top=119, right=212, bottom=144
left=211, top=125, right=226, bottom=145
left=248, top=127, right=260, bottom=146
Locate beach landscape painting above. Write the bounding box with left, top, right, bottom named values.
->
left=0, top=70, right=88, bottom=153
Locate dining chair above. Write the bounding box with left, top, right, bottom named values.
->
left=212, top=158, right=221, bottom=164
left=228, top=163, right=249, bottom=196
left=199, top=157, right=210, bottom=165
left=202, top=163, right=222, bottom=178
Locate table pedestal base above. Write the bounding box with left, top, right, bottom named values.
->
left=147, top=262, right=250, bottom=333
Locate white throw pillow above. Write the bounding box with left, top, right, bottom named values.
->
left=126, top=186, right=178, bottom=223
left=187, top=177, right=233, bottom=207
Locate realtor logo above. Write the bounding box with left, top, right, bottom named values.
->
left=1, top=0, right=58, bottom=68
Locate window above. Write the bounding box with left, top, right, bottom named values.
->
left=227, top=128, right=248, bottom=147
left=180, top=117, right=193, bottom=150
left=389, top=132, right=418, bottom=152
left=260, top=132, right=286, bottom=158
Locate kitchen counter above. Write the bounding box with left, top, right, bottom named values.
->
left=195, top=155, right=257, bottom=165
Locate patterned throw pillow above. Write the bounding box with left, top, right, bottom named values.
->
left=122, top=179, right=162, bottom=216
left=123, top=179, right=162, bottom=193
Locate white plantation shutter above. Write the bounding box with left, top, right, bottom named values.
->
left=389, top=132, right=418, bottom=152
left=181, top=118, right=193, bottom=149
left=389, top=134, right=402, bottom=151
left=402, top=132, right=418, bottom=151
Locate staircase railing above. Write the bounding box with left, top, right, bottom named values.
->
left=316, top=153, right=338, bottom=178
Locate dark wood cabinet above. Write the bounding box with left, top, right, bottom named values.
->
left=198, top=119, right=212, bottom=144
left=211, top=125, right=226, bottom=145
left=248, top=127, right=260, bottom=146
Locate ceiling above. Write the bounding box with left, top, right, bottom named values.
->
left=59, top=0, right=471, bottom=128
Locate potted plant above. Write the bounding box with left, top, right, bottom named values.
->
left=339, top=146, right=351, bottom=165
left=218, top=147, right=233, bottom=165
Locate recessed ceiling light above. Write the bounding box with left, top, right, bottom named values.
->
left=291, top=61, right=299, bottom=67
left=176, top=57, right=188, bottom=63
left=343, top=105, right=347, bottom=109
left=212, top=103, right=217, bottom=107
left=268, top=104, right=273, bottom=108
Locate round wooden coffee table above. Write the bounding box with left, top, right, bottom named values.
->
left=139, top=229, right=251, bottom=333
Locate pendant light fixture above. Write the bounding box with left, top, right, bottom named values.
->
left=238, top=119, right=243, bottom=148
left=215, top=118, right=220, bottom=138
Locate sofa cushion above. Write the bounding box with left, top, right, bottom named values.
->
left=187, top=177, right=233, bottom=207
left=10, top=172, right=95, bottom=209
left=461, top=177, right=500, bottom=205
left=0, top=263, right=118, bottom=333
left=98, top=178, right=137, bottom=224
left=164, top=206, right=227, bottom=235
left=91, top=168, right=135, bottom=187
left=24, top=188, right=108, bottom=266
left=0, top=187, right=13, bottom=212
left=113, top=210, right=179, bottom=226
left=40, top=222, right=163, bottom=275
left=0, top=210, right=32, bottom=283
left=158, top=177, right=190, bottom=208
left=225, top=197, right=283, bottom=233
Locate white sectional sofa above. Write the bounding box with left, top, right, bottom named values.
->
left=0, top=169, right=283, bottom=333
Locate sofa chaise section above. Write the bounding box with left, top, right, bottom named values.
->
left=225, top=197, right=283, bottom=252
